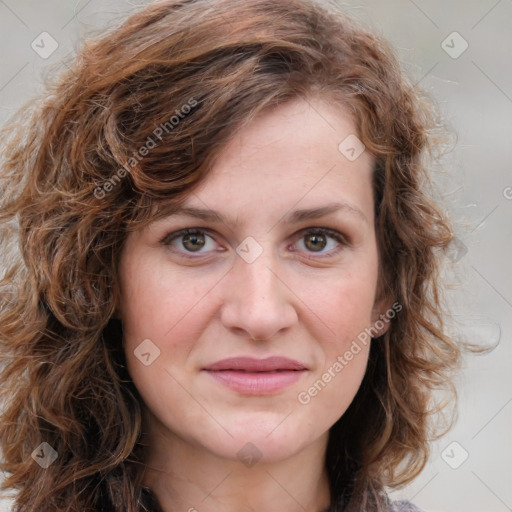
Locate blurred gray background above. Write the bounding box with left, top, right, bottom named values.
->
left=0, top=1, right=511, bottom=511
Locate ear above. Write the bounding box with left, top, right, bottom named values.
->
left=370, top=295, right=399, bottom=338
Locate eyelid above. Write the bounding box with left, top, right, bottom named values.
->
left=159, top=226, right=349, bottom=258
left=159, top=227, right=216, bottom=246
left=291, top=227, right=349, bottom=258
left=159, top=228, right=222, bottom=259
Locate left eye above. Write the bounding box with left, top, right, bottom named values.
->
left=160, top=227, right=347, bottom=257
left=294, top=228, right=345, bottom=254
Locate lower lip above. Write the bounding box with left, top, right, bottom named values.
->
left=204, top=369, right=307, bottom=395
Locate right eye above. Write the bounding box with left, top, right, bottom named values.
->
left=160, top=228, right=223, bottom=258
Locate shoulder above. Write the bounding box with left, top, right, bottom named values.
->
left=389, top=499, right=426, bottom=512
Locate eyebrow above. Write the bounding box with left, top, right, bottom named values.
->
left=164, top=201, right=368, bottom=225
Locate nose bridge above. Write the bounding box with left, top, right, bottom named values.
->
left=240, top=245, right=278, bottom=299
left=220, top=238, right=296, bottom=340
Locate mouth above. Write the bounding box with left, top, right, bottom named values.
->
left=203, top=356, right=308, bottom=372
left=202, top=356, right=308, bottom=395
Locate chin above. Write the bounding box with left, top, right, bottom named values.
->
left=206, top=420, right=319, bottom=465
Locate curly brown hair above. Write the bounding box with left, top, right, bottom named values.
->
left=0, top=0, right=485, bottom=511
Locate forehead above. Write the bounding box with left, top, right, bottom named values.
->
left=214, top=96, right=364, bottom=168
left=192, top=97, right=373, bottom=207
left=148, top=96, right=375, bottom=227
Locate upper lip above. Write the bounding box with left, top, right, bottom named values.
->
left=203, top=356, right=308, bottom=372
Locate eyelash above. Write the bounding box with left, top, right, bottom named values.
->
left=159, top=227, right=349, bottom=260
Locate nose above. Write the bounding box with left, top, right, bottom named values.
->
left=219, top=246, right=298, bottom=341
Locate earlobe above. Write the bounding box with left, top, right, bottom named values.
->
left=370, top=298, right=396, bottom=338
left=370, top=314, right=391, bottom=338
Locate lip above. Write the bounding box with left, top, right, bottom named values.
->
left=203, top=356, right=308, bottom=372
left=202, top=356, right=308, bottom=395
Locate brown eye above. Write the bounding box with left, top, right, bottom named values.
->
left=295, top=228, right=347, bottom=256
left=182, top=232, right=206, bottom=251
left=304, top=233, right=327, bottom=252
left=161, top=228, right=218, bottom=256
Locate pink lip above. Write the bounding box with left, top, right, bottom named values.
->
left=202, top=356, right=308, bottom=395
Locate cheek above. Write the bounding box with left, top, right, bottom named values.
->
left=297, top=279, right=374, bottom=425
left=295, top=256, right=377, bottom=410
left=302, top=263, right=379, bottom=344
left=301, top=340, right=371, bottom=430
left=117, top=253, right=204, bottom=394
left=119, top=252, right=215, bottom=348
left=118, top=255, right=213, bottom=426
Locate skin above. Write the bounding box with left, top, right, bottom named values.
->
left=118, top=96, right=391, bottom=512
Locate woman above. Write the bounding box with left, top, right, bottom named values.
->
left=0, top=0, right=477, bottom=510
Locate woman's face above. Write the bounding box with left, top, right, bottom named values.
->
left=118, top=96, right=389, bottom=465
